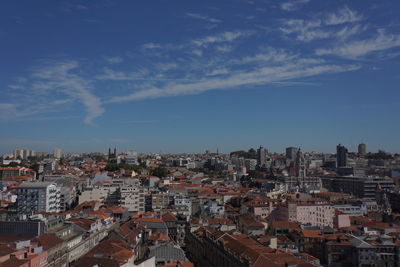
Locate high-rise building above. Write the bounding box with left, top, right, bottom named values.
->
left=13, top=149, right=24, bottom=159
left=17, top=182, right=61, bottom=215
left=336, top=144, right=348, bottom=168
left=358, top=143, right=366, bottom=155
left=295, top=149, right=306, bottom=178
left=256, top=146, right=267, bottom=168
left=53, top=148, right=62, bottom=159
left=120, top=185, right=145, bottom=212
left=13, top=149, right=35, bottom=160
left=125, top=150, right=139, bottom=165
left=286, top=147, right=299, bottom=162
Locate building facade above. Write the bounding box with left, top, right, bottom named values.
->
left=17, top=182, right=61, bottom=215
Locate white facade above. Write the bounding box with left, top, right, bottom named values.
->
left=174, top=195, right=192, bottom=219
left=78, top=185, right=117, bottom=204
left=13, top=149, right=35, bottom=160
left=120, top=185, right=145, bottom=212
left=53, top=148, right=62, bottom=159
left=17, top=182, right=61, bottom=215
left=289, top=201, right=334, bottom=227
left=126, top=150, right=139, bottom=165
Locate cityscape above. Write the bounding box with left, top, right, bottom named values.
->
left=1, top=1, right=400, bottom=267
left=0, top=144, right=400, bottom=266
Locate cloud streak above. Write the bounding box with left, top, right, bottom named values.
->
left=109, top=50, right=360, bottom=103
left=280, top=7, right=364, bottom=42
left=280, top=0, right=310, bottom=11
left=316, top=30, right=400, bottom=58
left=105, top=56, right=123, bottom=64
left=324, top=6, right=363, bottom=25
left=8, top=60, right=104, bottom=125
left=185, top=13, right=222, bottom=24
left=192, top=30, right=254, bottom=47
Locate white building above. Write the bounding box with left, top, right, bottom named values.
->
left=13, top=149, right=35, bottom=160
left=17, top=182, right=61, bottom=215
left=42, top=158, right=59, bottom=171
left=53, top=148, right=62, bottom=159
left=78, top=185, right=117, bottom=204
left=174, top=194, right=192, bottom=219
left=126, top=150, right=139, bottom=165
left=288, top=200, right=334, bottom=228
left=120, top=185, right=145, bottom=213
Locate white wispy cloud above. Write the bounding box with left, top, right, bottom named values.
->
left=192, top=49, right=203, bottom=56
left=142, top=43, right=162, bottom=49
left=96, top=68, right=149, bottom=81
left=280, top=7, right=364, bottom=42
left=63, top=2, right=88, bottom=12
left=280, top=19, right=327, bottom=42
left=324, top=6, right=363, bottom=25
left=335, top=24, right=366, bottom=40
left=105, top=56, right=123, bottom=64
left=237, top=48, right=297, bottom=64
left=18, top=60, right=105, bottom=125
left=281, top=0, right=310, bottom=11
left=185, top=13, right=222, bottom=24
left=216, top=45, right=233, bottom=53
left=316, top=30, right=400, bottom=59
left=155, top=62, right=178, bottom=72
left=109, top=50, right=360, bottom=103
left=192, top=30, right=254, bottom=47
left=206, top=68, right=230, bottom=76
left=0, top=103, right=17, bottom=119
left=0, top=99, right=72, bottom=121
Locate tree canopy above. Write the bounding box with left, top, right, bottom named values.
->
left=151, top=167, right=169, bottom=178
left=104, top=163, right=140, bottom=172
left=230, top=150, right=256, bottom=159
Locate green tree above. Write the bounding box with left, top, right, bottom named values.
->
left=104, top=163, right=140, bottom=172
left=151, top=167, right=168, bottom=178
left=230, top=150, right=256, bottom=159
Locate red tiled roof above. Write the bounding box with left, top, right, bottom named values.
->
left=149, top=231, right=170, bottom=242
left=240, top=215, right=264, bottom=228
left=134, top=217, right=164, bottom=223
left=68, top=218, right=96, bottom=231
left=162, top=213, right=177, bottom=222
left=84, top=239, right=133, bottom=265
left=32, top=233, right=64, bottom=250
left=269, top=221, right=301, bottom=232
left=0, top=244, right=15, bottom=257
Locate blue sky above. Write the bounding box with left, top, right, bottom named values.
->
left=1, top=0, right=400, bottom=154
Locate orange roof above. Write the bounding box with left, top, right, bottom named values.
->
left=134, top=217, right=164, bottom=223
left=301, top=229, right=322, bottom=238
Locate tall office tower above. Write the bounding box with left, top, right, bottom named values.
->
left=358, top=143, right=366, bottom=155
left=295, top=149, right=306, bottom=178
left=53, top=148, right=62, bottom=159
left=256, top=146, right=267, bottom=168
left=336, top=144, right=348, bottom=168
left=286, top=147, right=299, bottom=162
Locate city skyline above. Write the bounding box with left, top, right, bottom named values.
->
left=3, top=142, right=393, bottom=157
left=1, top=0, right=400, bottom=154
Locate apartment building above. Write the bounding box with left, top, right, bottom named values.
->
left=288, top=199, right=334, bottom=228
left=17, top=182, right=61, bottom=215
left=120, top=185, right=145, bottom=213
